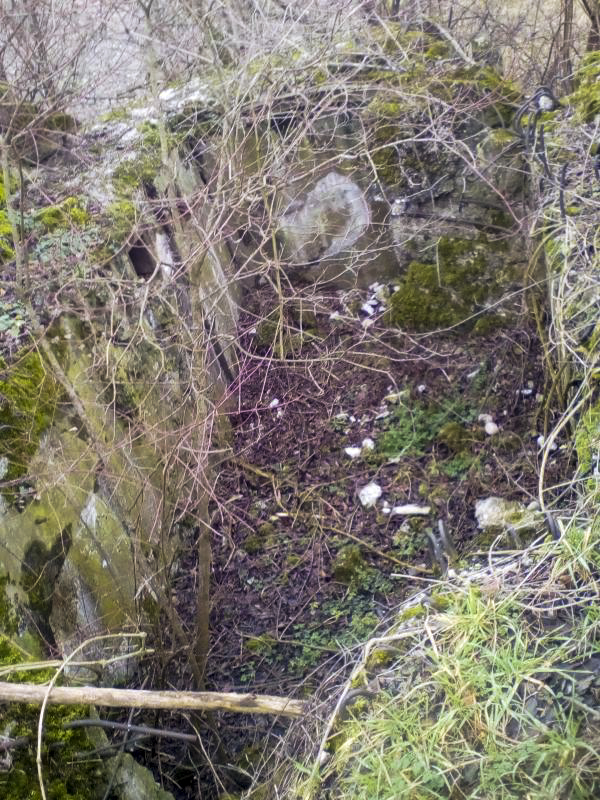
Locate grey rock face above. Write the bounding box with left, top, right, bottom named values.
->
left=278, top=171, right=370, bottom=265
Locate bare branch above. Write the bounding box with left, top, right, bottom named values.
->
left=0, top=681, right=307, bottom=717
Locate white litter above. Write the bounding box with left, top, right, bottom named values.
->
left=269, top=398, right=280, bottom=409
left=358, top=482, right=382, bottom=507
left=485, top=421, right=499, bottom=436
left=390, top=504, right=431, bottom=516
left=344, top=446, right=362, bottom=459
left=361, top=437, right=375, bottom=451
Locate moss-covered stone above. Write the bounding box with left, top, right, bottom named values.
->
left=364, top=49, right=521, bottom=186
left=386, top=238, right=485, bottom=331
left=425, top=40, right=452, bottom=60
left=397, top=603, right=426, bottom=622
left=0, top=83, right=76, bottom=163
left=385, top=232, right=520, bottom=332
left=0, top=636, right=103, bottom=799
left=569, top=50, right=600, bottom=122
left=113, top=151, right=162, bottom=195
left=112, top=123, right=167, bottom=197
left=103, top=198, right=136, bottom=245
left=365, top=647, right=396, bottom=671
left=332, top=544, right=368, bottom=585
left=0, top=349, right=60, bottom=488
left=35, top=196, right=90, bottom=232
left=444, top=64, right=520, bottom=127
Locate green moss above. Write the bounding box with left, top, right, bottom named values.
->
left=21, top=529, right=70, bottom=644
left=257, top=521, right=276, bottom=537
left=398, top=603, right=426, bottom=622
left=369, top=24, right=432, bottom=57
left=255, top=314, right=279, bottom=348
left=0, top=211, right=13, bottom=236
left=45, top=111, right=77, bottom=133
left=485, top=128, right=516, bottom=147
left=445, top=64, right=520, bottom=126
left=473, top=313, right=511, bottom=335
left=101, top=107, right=130, bottom=123
left=0, top=349, right=61, bottom=488
left=102, top=199, right=136, bottom=246
left=313, top=67, right=328, bottom=85
left=565, top=205, right=583, bottom=216
left=575, top=402, right=600, bottom=475
left=569, top=50, right=600, bottom=122
left=387, top=261, right=475, bottom=331
left=332, top=545, right=369, bottom=585
left=377, top=394, right=473, bottom=460
left=0, top=234, right=15, bottom=263
left=441, top=452, right=476, bottom=478
left=245, top=633, right=277, bottom=655
left=437, top=421, right=470, bottom=452
left=242, top=534, right=264, bottom=554
left=0, top=174, right=16, bottom=263
left=386, top=235, right=510, bottom=332
left=113, top=152, right=162, bottom=195
left=0, top=636, right=104, bottom=799
left=425, top=41, right=451, bottom=60
left=365, top=54, right=521, bottom=186
left=429, top=592, right=453, bottom=611
left=0, top=578, right=18, bottom=636
left=112, top=123, right=167, bottom=197
left=365, top=94, right=416, bottom=186
left=35, top=197, right=90, bottom=232
left=365, top=648, right=395, bottom=671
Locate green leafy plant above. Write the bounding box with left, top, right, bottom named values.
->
left=376, top=397, right=475, bottom=460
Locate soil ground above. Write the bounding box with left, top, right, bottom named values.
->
left=155, top=282, right=571, bottom=797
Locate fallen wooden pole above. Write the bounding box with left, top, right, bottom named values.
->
left=0, top=682, right=306, bottom=718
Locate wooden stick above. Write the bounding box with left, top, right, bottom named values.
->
left=0, top=682, right=306, bottom=718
